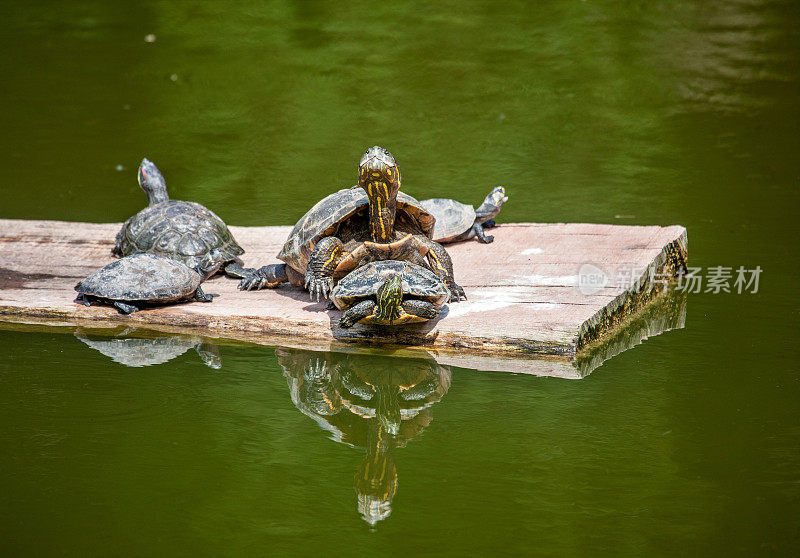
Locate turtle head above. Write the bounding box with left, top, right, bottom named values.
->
left=356, top=460, right=397, bottom=526
left=195, top=248, right=225, bottom=279
left=374, top=274, right=403, bottom=323
left=475, top=186, right=509, bottom=222
left=359, top=146, right=400, bottom=242
left=138, top=158, right=169, bottom=205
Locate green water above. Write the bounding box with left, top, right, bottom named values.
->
left=1, top=0, right=798, bottom=554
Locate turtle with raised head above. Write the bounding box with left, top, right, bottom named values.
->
left=330, top=260, right=449, bottom=328
left=238, top=146, right=465, bottom=302
left=75, top=250, right=223, bottom=314
left=419, top=186, right=508, bottom=244
left=113, top=159, right=247, bottom=276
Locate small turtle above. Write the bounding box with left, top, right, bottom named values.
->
left=331, top=260, right=449, bottom=328
left=419, top=186, right=508, bottom=243
left=238, top=146, right=465, bottom=302
left=74, top=250, right=223, bottom=314
left=113, top=159, right=247, bottom=276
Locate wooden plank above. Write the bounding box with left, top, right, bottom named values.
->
left=0, top=219, right=687, bottom=374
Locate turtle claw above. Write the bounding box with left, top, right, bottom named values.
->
left=448, top=283, right=467, bottom=303
left=237, top=275, right=261, bottom=291
left=305, top=273, right=333, bottom=301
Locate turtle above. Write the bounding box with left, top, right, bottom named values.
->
left=75, top=329, right=222, bottom=369
left=113, top=158, right=247, bottom=277
left=419, top=186, right=508, bottom=244
left=330, top=260, right=449, bottom=328
left=74, top=250, right=223, bottom=314
left=237, top=146, right=465, bottom=302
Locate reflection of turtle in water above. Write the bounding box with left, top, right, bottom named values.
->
left=331, top=260, right=449, bottom=328
left=419, top=186, right=508, bottom=244
left=113, top=159, right=247, bottom=276
left=276, top=348, right=451, bottom=526
left=75, top=251, right=223, bottom=314
left=75, top=328, right=222, bottom=368
left=239, top=146, right=465, bottom=302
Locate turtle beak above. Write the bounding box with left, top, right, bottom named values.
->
left=360, top=146, right=395, bottom=168
left=138, top=158, right=158, bottom=188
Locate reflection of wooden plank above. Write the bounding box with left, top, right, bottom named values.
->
left=0, top=219, right=687, bottom=369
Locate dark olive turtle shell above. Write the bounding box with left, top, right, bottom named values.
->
left=75, top=253, right=202, bottom=302
left=116, top=200, right=243, bottom=268
left=278, top=188, right=436, bottom=272
left=330, top=260, right=449, bottom=311
left=418, top=198, right=476, bottom=242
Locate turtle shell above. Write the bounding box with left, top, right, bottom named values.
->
left=278, top=188, right=436, bottom=272
left=117, top=200, right=243, bottom=268
left=75, top=334, right=197, bottom=367
left=418, top=198, right=476, bottom=242
left=75, top=332, right=220, bottom=368
left=75, top=253, right=202, bottom=302
left=330, top=260, right=449, bottom=311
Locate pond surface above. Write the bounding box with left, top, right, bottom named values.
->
left=1, top=0, right=798, bottom=554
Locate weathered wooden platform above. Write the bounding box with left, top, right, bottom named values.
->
left=0, top=219, right=687, bottom=377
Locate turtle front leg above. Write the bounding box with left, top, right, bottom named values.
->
left=305, top=237, right=347, bottom=301
left=75, top=293, right=92, bottom=307
left=401, top=299, right=441, bottom=321
left=112, top=229, right=124, bottom=258
left=411, top=236, right=466, bottom=302
left=399, top=376, right=438, bottom=401
left=194, top=343, right=222, bottom=369
left=483, top=218, right=496, bottom=229
left=237, top=263, right=289, bottom=291
left=339, top=300, right=376, bottom=328
left=112, top=218, right=132, bottom=258
left=193, top=286, right=214, bottom=302
left=473, top=223, right=494, bottom=244
left=113, top=301, right=140, bottom=314
left=223, top=259, right=255, bottom=279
